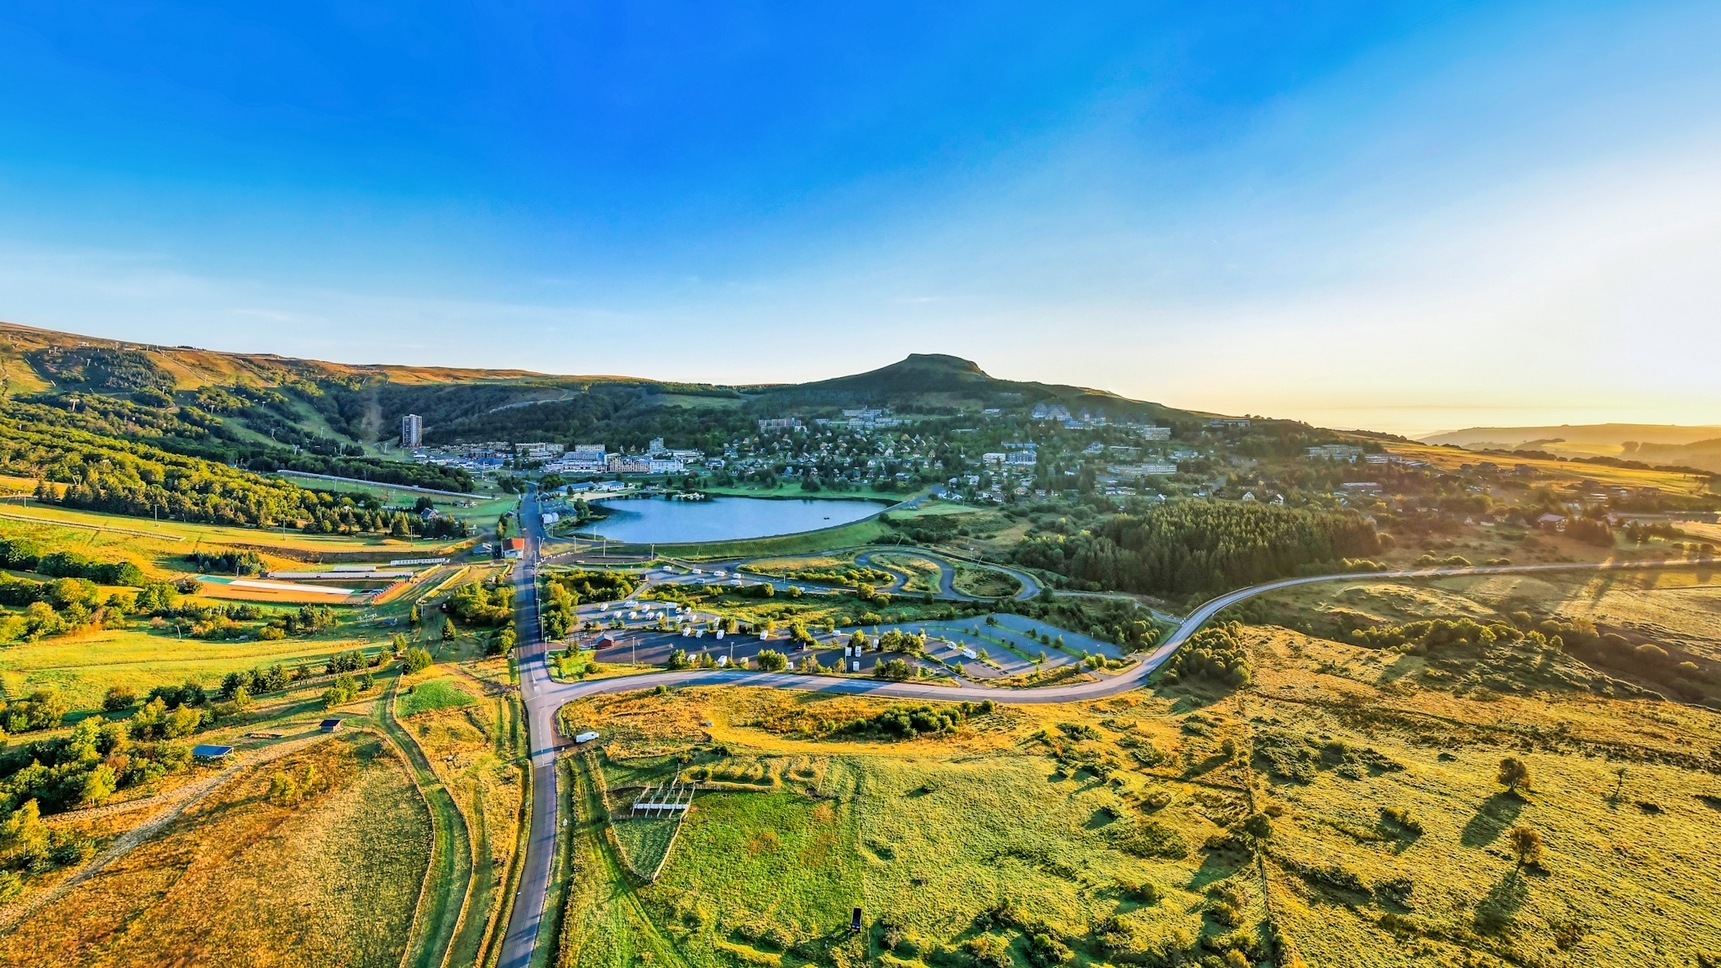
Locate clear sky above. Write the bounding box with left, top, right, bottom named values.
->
left=1, top=2, right=1717, bottom=436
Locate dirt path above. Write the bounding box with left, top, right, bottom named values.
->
left=0, top=731, right=333, bottom=933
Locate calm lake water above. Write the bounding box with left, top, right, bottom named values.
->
left=587, top=495, right=887, bottom=545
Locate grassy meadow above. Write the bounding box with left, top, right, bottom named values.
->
left=873, top=553, right=944, bottom=594
left=550, top=634, right=1721, bottom=968
left=0, top=499, right=438, bottom=559
left=0, top=622, right=380, bottom=712
left=399, top=677, right=528, bottom=968
left=0, top=732, right=431, bottom=968
left=953, top=563, right=1024, bottom=599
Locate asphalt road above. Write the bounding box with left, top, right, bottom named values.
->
left=498, top=490, right=556, bottom=968
left=499, top=512, right=1717, bottom=966
left=852, top=547, right=1043, bottom=602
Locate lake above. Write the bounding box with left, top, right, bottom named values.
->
left=586, top=495, right=888, bottom=545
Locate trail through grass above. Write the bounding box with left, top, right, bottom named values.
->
left=0, top=733, right=430, bottom=967
left=380, top=677, right=475, bottom=968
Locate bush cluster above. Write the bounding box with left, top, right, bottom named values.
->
left=836, top=700, right=995, bottom=739
left=1157, top=622, right=1250, bottom=688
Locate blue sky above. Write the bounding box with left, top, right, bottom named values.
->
left=1, top=1, right=1717, bottom=434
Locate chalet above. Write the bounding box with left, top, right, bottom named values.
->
left=502, top=537, right=526, bottom=559
left=1537, top=513, right=1568, bottom=532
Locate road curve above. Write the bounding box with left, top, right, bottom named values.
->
left=851, top=546, right=1043, bottom=602
left=501, top=535, right=1715, bottom=963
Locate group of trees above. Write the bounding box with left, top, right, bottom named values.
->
left=540, top=570, right=637, bottom=640
left=1015, top=501, right=1381, bottom=599
left=541, top=582, right=578, bottom=640
left=0, top=715, right=194, bottom=827
left=0, top=397, right=469, bottom=536
left=219, top=663, right=294, bottom=700
left=542, top=569, right=638, bottom=603
left=1346, top=612, right=1707, bottom=699
left=0, top=562, right=342, bottom=647
left=352, top=380, right=753, bottom=457
left=0, top=574, right=130, bottom=644
left=0, top=539, right=145, bottom=586
left=446, top=581, right=513, bottom=625
left=1156, top=623, right=1250, bottom=689
left=184, top=549, right=266, bottom=576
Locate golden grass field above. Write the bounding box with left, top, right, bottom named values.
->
left=1384, top=441, right=1716, bottom=497
left=0, top=732, right=432, bottom=968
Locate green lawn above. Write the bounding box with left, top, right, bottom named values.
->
left=398, top=676, right=479, bottom=717
left=0, top=623, right=384, bottom=712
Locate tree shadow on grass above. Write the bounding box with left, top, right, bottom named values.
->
left=1375, top=817, right=1424, bottom=855
left=1460, top=792, right=1524, bottom=848
left=1180, top=752, right=1233, bottom=781
left=1187, top=848, right=1245, bottom=893
left=1473, top=867, right=1529, bottom=934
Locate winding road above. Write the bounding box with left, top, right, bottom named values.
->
left=499, top=485, right=1716, bottom=967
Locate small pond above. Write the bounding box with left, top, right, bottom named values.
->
left=586, top=495, right=887, bottom=545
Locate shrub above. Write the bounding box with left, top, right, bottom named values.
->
left=102, top=685, right=136, bottom=712
left=961, top=936, right=1011, bottom=968
left=1374, top=875, right=1415, bottom=906
left=1381, top=805, right=1423, bottom=834
left=404, top=647, right=433, bottom=674
left=1111, top=818, right=1190, bottom=859
left=1025, top=930, right=1070, bottom=968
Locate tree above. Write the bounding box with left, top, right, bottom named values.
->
left=875, top=658, right=912, bottom=681
left=129, top=697, right=168, bottom=739
left=442, top=617, right=457, bottom=641
left=78, top=764, right=117, bottom=806
left=0, top=800, right=49, bottom=868
left=1497, top=757, right=1532, bottom=794
left=102, top=685, right=136, bottom=712
left=408, top=604, right=421, bottom=628
left=404, top=647, right=433, bottom=674
left=1506, top=825, right=1544, bottom=866
left=756, top=649, right=788, bottom=672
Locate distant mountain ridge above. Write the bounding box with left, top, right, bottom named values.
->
left=1422, top=423, right=1721, bottom=449
left=1421, top=422, right=1721, bottom=474
left=0, top=321, right=1195, bottom=448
